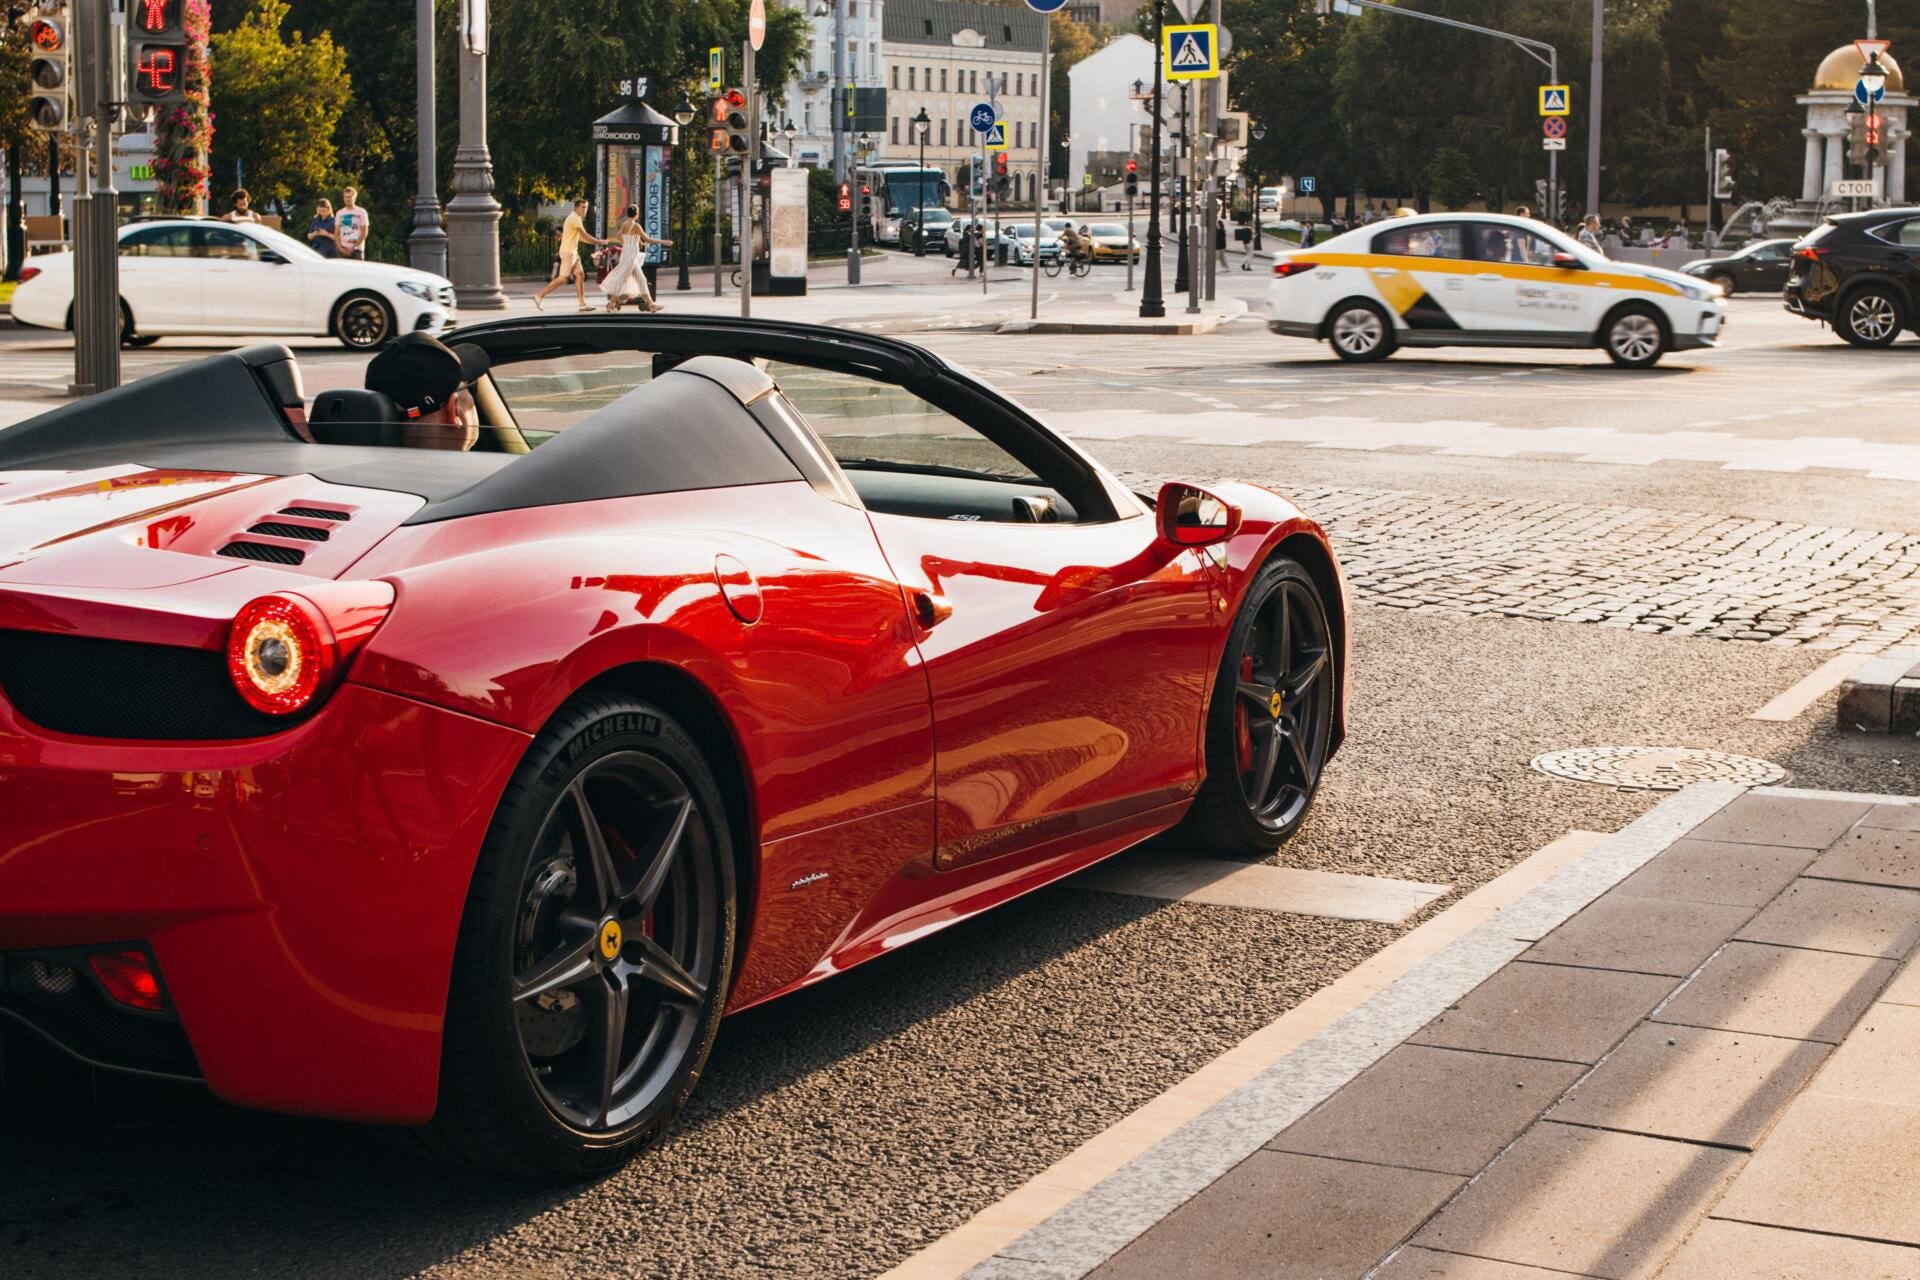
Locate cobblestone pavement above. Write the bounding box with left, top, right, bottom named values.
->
left=1107, top=473, right=1920, bottom=652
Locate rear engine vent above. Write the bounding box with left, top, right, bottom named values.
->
left=246, top=521, right=330, bottom=542
left=279, top=506, right=351, bottom=522
left=0, top=629, right=309, bottom=739
left=217, top=540, right=306, bottom=565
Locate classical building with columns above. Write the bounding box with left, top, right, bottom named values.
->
left=1799, top=44, right=1911, bottom=204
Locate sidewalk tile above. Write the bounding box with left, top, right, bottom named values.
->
left=1612, top=840, right=1816, bottom=909
left=1088, top=1152, right=1460, bottom=1280
left=1807, top=826, right=1920, bottom=890
left=1411, top=1123, right=1744, bottom=1279
left=1547, top=1023, right=1827, bottom=1149
left=1411, top=963, right=1677, bottom=1064
left=1736, top=878, right=1920, bottom=959
left=1805, top=1001, right=1920, bottom=1106
left=1862, top=803, right=1920, bottom=834
left=1376, top=1248, right=1594, bottom=1278
left=1658, top=1219, right=1920, bottom=1279
left=1653, top=942, right=1895, bottom=1042
left=1267, top=1044, right=1583, bottom=1176
left=1522, top=894, right=1755, bottom=978
left=1886, top=957, right=1920, bottom=1007
left=1711, top=1094, right=1920, bottom=1247
left=1684, top=795, right=1871, bottom=849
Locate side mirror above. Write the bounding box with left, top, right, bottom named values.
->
left=260, top=250, right=288, bottom=264
left=1155, top=481, right=1242, bottom=549
left=1550, top=250, right=1585, bottom=270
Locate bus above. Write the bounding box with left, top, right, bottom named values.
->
left=854, top=162, right=951, bottom=245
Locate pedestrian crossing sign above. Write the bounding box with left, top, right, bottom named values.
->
left=709, top=47, right=722, bottom=93
left=1539, top=84, right=1570, bottom=116
left=1164, top=24, right=1219, bottom=81
left=985, top=120, right=1009, bottom=151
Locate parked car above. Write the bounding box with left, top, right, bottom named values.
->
left=900, top=208, right=953, bottom=251
left=997, top=224, right=1062, bottom=266
left=1266, top=212, right=1726, bottom=369
left=1258, top=187, right=1284, bottom=212
left=942, top=217, right=980, bottom=256
left=10, top=217, right=456, bottom=350
left=1784, top=208, right=1920, bottom=347
left=0, top=315, right=1348, bottom=1178
left=1683, top=238, right=1795, bottom=295
left=1079, top=222, right=1142, bottom=263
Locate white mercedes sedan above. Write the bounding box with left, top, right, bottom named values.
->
left=11, top=217, right=457, bottom=349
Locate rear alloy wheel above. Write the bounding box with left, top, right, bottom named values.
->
left=424, top=693, right=735, bottom=1179
left=1176, top=556, right=1336, bottom=853
left=1327, top=300, right=1395, bottom=362
left=1604, top=306, right=1667, bottom=369
left=332, top=292, right=395, bottom=350
left=1709, top=273, right=1736, bottom=296
left=1837, top=285, right=1904, bottom=348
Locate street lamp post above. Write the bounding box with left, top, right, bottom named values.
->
left=1139, top=16, right=1167, bottom=318
left=1251, top=121, right=1266, bottom=251
left=673, top=98, right=695, bottom=290
left=912, top=107, right=932, bottom=255
left=783, top=120, right=798, bottom=167
left=408, top=0, right=449, bottom=275
left=447, top=0, right=507, bottom=310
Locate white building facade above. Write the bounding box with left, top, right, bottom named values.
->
left=880, top=0, right=1045, bottom=204
left=1797, top=44, right=1911, bottom=205
left=783, top=0, right=888, bottom=168
left=1066, top=33, right=1160, bottom=192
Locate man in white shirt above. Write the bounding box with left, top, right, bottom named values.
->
left=335, top=187, right=370, bottom=259
left=533, top=199, right=606, bottom=311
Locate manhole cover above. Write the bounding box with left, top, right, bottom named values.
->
left=1530, top=747, right=1787, bottom=792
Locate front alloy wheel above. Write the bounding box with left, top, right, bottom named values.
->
left=1328, top=302, right=1394, bottom=362
left=1176, top=556, right=1336, bottom=853
left=1604, top=307, right=1666, bottom=368
left=425, top=693, right=734, bottom=1178
left=333, top=293, right=394, bottom=349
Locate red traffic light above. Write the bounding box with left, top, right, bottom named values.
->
left=860, top=185, right=870, bottom=195
left=28, top=19, right=62, bottom=52
left=837, top=182, right=852, bottom=211
left=994, top=152, right=1008, bottom=174
left=1126, top=158, right=1138, bottom=173
left=724, top=88, right=747, bottom=108
left=135, top=0, right=183, bottom=34
left=710, top=96, right=729, bottom=123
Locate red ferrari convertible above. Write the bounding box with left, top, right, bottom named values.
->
left=0, top=316, right=1347, bottom=1176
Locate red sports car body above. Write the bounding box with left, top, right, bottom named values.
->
left=0, top=317, right=1346, bottom=1174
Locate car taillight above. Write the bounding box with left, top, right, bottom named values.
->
left=1793, top=246, right=1828, bottom=261
left=88, top=949, right=166, bottom=1012
left=17, top=265, right=38, bottom=283
left=226, top=583, right=394, bottom=716
left=1273, top=260, right=1318, bottom=278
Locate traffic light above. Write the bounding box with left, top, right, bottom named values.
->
left=1711, top=148, right=1733, bottom=200
left=837, top=182, right=852, bottom=213
left=858, top=184, right=873, bottom=220
left=128, top=0, right=187, bottom=106
left=993, top=151, right=1010, bottom=203
left=26, top=12, right=71, bottom=133
left=708, top=88, right=748, bottom=154
left=1125, top=156, right=1138, bottom=198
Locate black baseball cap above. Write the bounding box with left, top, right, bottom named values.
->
left=364, top=334, right=490, bottom=419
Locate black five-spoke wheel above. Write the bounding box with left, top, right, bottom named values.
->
left=425, top=693, right=734, bottom=1178
left=1178, top=556, right=1336, bottom=852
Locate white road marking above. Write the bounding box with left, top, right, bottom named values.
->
left=1076, top=852, right=1449, bottom=924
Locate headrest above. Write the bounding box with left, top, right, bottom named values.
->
left=308, top=389, right=406, bottom=446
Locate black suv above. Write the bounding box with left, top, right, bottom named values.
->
left=1785, top=207, right=1920, bottom=346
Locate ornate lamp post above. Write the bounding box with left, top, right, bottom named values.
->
left=447, top=0, right=506, bottom=309
left=407, top=0, right=448, bottom=274
left=1250, top=121, right=1266, bottom=251
left=1137, top=5, right=1167, bottom=321
left=673, top=97, right=695, bottom=290
left=783, top=120, right=799, bottom=167
left=912, top=107, right=932, bottom=254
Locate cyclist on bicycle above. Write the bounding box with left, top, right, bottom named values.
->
left=1059, top=224, right=1092, bottom=270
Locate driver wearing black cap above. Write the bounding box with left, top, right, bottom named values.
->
left=364, top=333, right=492, bottom=451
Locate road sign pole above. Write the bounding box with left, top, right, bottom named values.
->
left=70, top=0, right=119, bottom=397
left=713, top=152, right=723, bottom=297
left=1030, top=14, right=1048, bottom=321
left=1548, top=49, right=1558, bottom=222
left=742, top=30, right=757, bottom=318
left=1586, top=0, right=1602, bottom=217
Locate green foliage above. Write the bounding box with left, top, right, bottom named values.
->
left=210, top=0, right=352, bottom=210
left=154, top=0, right=215, bottom=213
left=0, top=22, right=29, bottom=154
left=1424, top=146, right=1478, bottom=210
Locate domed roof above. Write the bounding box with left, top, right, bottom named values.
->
left=1813, top=44, right=1904, bottom=93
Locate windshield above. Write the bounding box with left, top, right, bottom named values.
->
left=1088, top=225, right=1126, bottom=237
left=882, top=171, right=945, bottom=216
left=246, top=224, right=325, bottom=263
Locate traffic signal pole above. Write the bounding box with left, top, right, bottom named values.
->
left=1029, top=15, right=1048, bottom=321
left=69, top=0, right=119, bottom=397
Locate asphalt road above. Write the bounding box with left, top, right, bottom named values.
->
left=0, top=254, right=1914, bottom=1279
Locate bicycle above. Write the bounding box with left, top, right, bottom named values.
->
left=1067, top=251, right=1093, bottom=279
left=1040, top=254, right=1064, bottom=279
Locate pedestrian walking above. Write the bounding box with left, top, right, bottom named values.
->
left=1235, top=215, right=1254, bottom=270
left=335, top=187, right=370, bottom=259
left=600, top=205, right=672, bottom=313
left=1214, top=218, right=1229, bottom=269
left=1577, top=214, right=1604, bottom=255
left=533, top=198, right=606, bottom=312
left=1299, top=220, right=1318, bottom=249
left=223, top=188, right=260, bottom=223
left=307, top=199, right=339, bottom=257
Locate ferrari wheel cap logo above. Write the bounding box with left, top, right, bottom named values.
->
left=598, top=919, right=623, bottom=960
left=1269, top=690, right=1284, bottom=719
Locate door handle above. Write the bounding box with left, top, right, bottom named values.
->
left=1476, top=272, right=1502, bottom=281
left=910, top=589, right=953, bottom=630
left=1370, top=267, right=1397, bottom=277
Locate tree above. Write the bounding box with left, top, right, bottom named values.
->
left=1425, top=145, right=1479, bottom=210
left=209, top=0, right=352, bottom=211
left=1, top=19, right=30, bottom=277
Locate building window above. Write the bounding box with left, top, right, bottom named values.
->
left=924, top=18, right=932, bottom=35
left=1016, top=121, right=1024, bottom=148
left=891, top=117, right=899, bottom=144
left=1015, top=73, right=1022, bottom=96
left=940, top=118, right=948, bottom=145
left=891, top=65, right=899, bottom=89
left=848, top=0, right=856, bottom=15
left=908, top=65, right=915, bottom=90
left=804, top=103, right=812, bottom=129
left=941, top=67, right=948, bottom=92
left=1003, top=24, right=1013, bottom=41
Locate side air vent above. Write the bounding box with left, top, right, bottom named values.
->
left=246, top=521, right=330, bottom=542
left=279, top=506, right=351, bottom=521
left=217, top=540, right=306, bottom=565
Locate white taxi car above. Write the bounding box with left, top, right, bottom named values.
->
left=1265, top=213, right=1726, bottom=368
